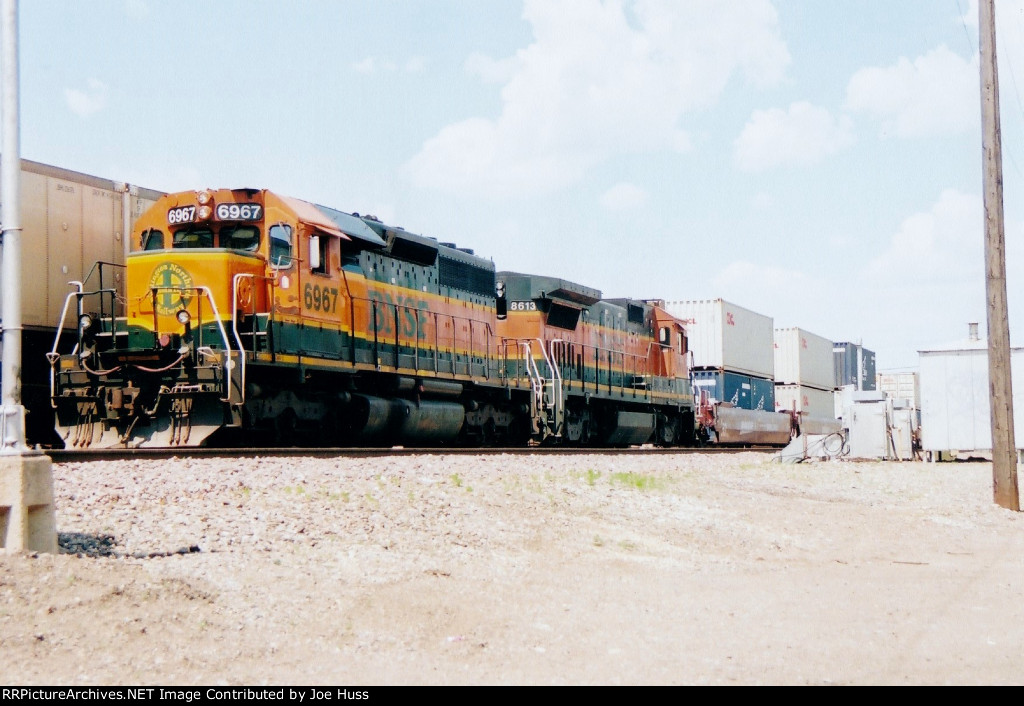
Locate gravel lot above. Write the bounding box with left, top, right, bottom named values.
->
left=3, top=451, right=1024, bottom=685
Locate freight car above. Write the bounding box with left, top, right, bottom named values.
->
left=1, top=160, right=162, bottom=446
left=47, top=187, right=698, bottom=449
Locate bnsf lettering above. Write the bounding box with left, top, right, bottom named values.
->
left=303, top=283, right=339, bottom=313
left=368, top=291, right=427, bottom=337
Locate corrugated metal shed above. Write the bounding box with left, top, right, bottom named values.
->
left=774, top=327, right=834, bottom=390
left=918, top=336, right=1024, bottom=455
left=663, top=299, right=774, bottom=379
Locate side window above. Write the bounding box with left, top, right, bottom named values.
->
left=141, top=229, right=165, bottom=250
left=311, top=233, right=329, bottom=275
left=269, top=224, right=293, bottom=268
left=659, top=326, right=671, bottom=347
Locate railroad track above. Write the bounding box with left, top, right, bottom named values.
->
left=42, top=445, right=780, bottom=463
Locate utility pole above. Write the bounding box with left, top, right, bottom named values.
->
left=0, top=0, right=56, bottom=554
left=979, top=0, right=1020, bottom=511
left=0, top=0, right=23, bottom=450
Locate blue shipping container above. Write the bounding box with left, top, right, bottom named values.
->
left=692, top=370, right=752, bottom=409
left=750, top=376, right=775, bottom=411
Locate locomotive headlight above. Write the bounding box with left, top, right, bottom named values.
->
left=176, top=309, right=191, bottom=325
left=197, top=190, right=212, bottom=205
left=197, top=205, right=213, bottom=220
left=78, top=313, right=93, bottom=331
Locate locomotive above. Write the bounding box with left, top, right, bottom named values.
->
left=47, top=188, right=697, bottom=448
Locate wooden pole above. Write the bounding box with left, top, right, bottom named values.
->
left=979, top=0, right=1019, bottom=511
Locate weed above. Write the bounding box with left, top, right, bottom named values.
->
left=610, top=471, right=662, bottom=491
left=585, top=469, right=601, bottom=486
left=450, top=473, right=463, bottom=488
left=592, top=535, right=605, bottom=547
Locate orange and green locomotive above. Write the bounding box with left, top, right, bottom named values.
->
left=48, top=188, right=696, bottom=448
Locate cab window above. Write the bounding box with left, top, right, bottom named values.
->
left=269, top=224, right=293, bottom=268
left=173, top=227, right=214, bottom=248
left=219, top=225, right=259, bottom=251
left=141, top=229, right=165, bottom=250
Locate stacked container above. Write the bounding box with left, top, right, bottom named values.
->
left=833, top=341, right=877, bottom=391
left=663, top=299, right=775, bottom=410
left=773, top=327, right=836, bottom=421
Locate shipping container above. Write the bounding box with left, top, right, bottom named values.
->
left=833, top=342, right=877, bottom=390
left=691, top=370, right=777, bottom=411
left=877, top=372, right=920, bottom=410
left=774, top=327, right=834, bottom=390
left=663, top=299, right=773, bottom=378
left=692, top=370, right=750, bottom=409
left=774, top=383, right=836, bottom=420
left=750, top=375, right=775, bottom=411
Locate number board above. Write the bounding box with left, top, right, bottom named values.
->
left=509, top=301, right=538, bottom=311
left=216, top=203, right=263, bottom=221
left=167, top=206, right=196, bottom=225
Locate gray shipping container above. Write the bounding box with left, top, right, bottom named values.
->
left=834, top=341, right=877, bottom=390
left=774, top=327, right=834, bottom=390
left=774, top=383, right=836, bottom=420
left=664, top=299, right=774, bottom=379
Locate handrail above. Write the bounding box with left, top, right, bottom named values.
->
left=147, top=285, right=239, bottom=404
left=355, top=293, right=496, bottom=377
left=550, top=338, right=650, bottom=398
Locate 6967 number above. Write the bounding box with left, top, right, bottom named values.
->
left=304, top=283, right=339, bottom=313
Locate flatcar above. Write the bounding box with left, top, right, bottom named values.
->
left=47, top=187, right=698, bottom=448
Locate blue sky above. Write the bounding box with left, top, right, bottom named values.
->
left=15, top=0, right=1024, bottom=372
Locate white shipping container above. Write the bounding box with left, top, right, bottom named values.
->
left=663, top=299, right=774, bottom=378
left=774, top=327, right=835, bottom=389
left=774, top=384, right=836, bottom=420
left=877, top=372, right=920, bottom=409
left=919, top=341, right=1024, bottom=454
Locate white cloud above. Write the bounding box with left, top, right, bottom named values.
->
left=465, top=52, right=519, bottom=84
left=733, top=102, right=854, bottom=172
left=865, top=189, right=982, bottom=282
left=600, top=182, right=648, bottom=211
left=64, top=79, right=109, bottom=118
left=403, top=0, right=790, bottom=198
left=844, top=45, right=978, bottom=138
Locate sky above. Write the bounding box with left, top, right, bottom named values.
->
left=13, top=0, right=1024, bottom=372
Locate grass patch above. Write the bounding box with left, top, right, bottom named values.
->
left=610, top=471, right=662, bottom=491
left=585, top=469, right=601, bottom=486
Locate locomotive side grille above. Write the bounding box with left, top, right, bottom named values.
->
left=438, top=255, right=495, bottom=298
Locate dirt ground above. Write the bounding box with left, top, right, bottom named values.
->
left=3, top=451, right=1024, bottom=686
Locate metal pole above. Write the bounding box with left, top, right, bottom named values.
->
left=980, top=0, right=1019, bottom=510
left=0, top=0, right=26, bottom=452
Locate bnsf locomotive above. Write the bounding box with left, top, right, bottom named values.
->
left=48, top=188, right=697, bottom=448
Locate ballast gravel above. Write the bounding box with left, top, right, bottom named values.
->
left=3, top=451, right=1024, bottom=685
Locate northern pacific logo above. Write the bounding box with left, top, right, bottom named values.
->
left=149, top=263, right=195, bottom=316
